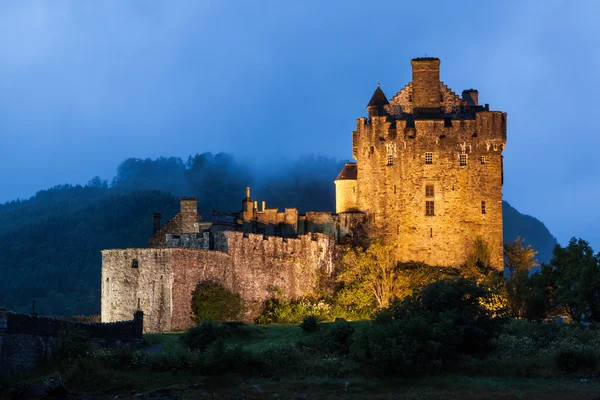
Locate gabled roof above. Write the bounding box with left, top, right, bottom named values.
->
left=335, top=163, right=357, bottom=181
left=367, top=85, right=389, bottom=108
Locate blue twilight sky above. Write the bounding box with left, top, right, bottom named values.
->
left=0, top=1, right=599, bottom=250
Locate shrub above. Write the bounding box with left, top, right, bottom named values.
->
left=300, top=315, right=319, bottom=332
left=57, top=329, right=92, bottom=360
left=180, top=321, right=229, bottom=350
left=555, top=347, right=597, bottom=373
left=330, top=320, right=355, bottom=347
left=191, top=281, right=243, bottom=323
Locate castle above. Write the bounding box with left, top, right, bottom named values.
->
left=101, top=57, right=506, bottom=332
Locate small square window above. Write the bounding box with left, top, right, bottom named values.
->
left=425, top=152, right=433, bottom=164
left=131, top=259, right=139, bottom=269
left=460, top=153, right=467, bottom=166
left=480, top=156, right=487, bottom=165
left=425, top=201, right=435, bottom=216
left=386, top=154, right=393, bottom=166
left=425, top=185, right=434, bottom=198
left=481, top=201, right=486, bottom=214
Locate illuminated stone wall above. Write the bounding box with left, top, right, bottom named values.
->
left=349, top=58, right=506, bottom=270
left=102, top=232, right=335, bottom=332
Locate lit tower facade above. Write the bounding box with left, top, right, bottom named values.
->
left=335, top=58, right=507, bottom=270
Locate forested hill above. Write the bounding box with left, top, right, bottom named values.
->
left=0, top=153, right=557, bottom=316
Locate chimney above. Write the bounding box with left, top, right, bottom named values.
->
left=179, top=197, right=198, bottom=233
left=246, top=186, right=251, bottom=199
left=410, top=57, right=441, bottom=110
left=253, top=201, right=258, bottom=210
left=462, top=89, right=479, bottom=106
left=262, top=201, right=266, bottom=211
left=152, top=213, right=162, bottom=234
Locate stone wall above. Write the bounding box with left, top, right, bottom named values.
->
left=0, top=309, right=142, bottom=377
left=102, top=232, right=335, bottom=332
left=351, top=109, right=506, bottom=270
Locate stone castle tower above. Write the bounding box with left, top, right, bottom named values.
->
left=335, top=57, right=507, bottom=270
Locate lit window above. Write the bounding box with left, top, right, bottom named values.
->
left=425, top=152, right=433, bottom=164
left=480, top=156, right=487, bottom=165
left=426, top=201, right=435, bottom=216
left=481, top=201, right=486, bottom=214
left=425, top=185, right=434, bottom=198
left=460, top=153, right=467, bottom=166
left=386, top=154, right=393, bottom=166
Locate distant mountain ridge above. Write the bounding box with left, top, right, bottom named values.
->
left=0, top=153, right=557, bottom=316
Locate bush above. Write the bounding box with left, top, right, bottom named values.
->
left=180, top=321, right=229, bottom=350
left=300, top=315, right=319, bottom=332
left=57, top=329, right=92, bottom=360
left=555, top=347, right=597, bottom=373
left=349, top=278, right=502, bottom=376
left=191, top=281, right=243, bottom=322
left=256, top=297, right=334, bottom=324
left=330, top=320, right=355, bottom=347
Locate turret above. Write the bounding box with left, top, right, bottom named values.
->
left=366, top=84, right=389, bottom=118
left=241, top=186, right=254, bottom=221
left=410, top=57, right=441, bottom=111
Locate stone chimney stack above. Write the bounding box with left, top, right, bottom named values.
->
left=411, top=57, right=441, bottom=110
left=462, top=89, right=479, bottom=106
left=152, top=213, right=161, bottom=234
left=262, top=201, right=266, bottom=211
left=179, top=197, right=198, bottom=233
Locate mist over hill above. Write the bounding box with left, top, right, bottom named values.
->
left=0, top=153, right=557, bottom=316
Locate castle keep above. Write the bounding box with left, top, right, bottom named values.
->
left=336, top=57, right=506, bottom=269
left=101, top=58, right=506, bottom=332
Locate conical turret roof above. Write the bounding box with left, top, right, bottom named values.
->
left=367, top=84, right=389, bottom=108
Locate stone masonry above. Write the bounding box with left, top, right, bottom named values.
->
left=102, top=57, right=506, bottom=332
left=335, top=57, right=506, bottom=269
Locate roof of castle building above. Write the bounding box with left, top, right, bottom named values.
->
left=367, top=85, right=389, bottom=108
left=198, top=213, right=237, bottom=224
left=335, top=163, right=357, bottom=181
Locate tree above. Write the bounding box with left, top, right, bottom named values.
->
left=551, top=238, right=600, bottom=323
left=504, top=237, right=539, bottom=318
left=191, top=281, right=243, bottom=323
left=504, top=237, right=538, bottom=279
left=337, top=238, right=399, bottom=309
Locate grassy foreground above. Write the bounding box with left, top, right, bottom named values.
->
left=4, top=323, right=600, bottom=399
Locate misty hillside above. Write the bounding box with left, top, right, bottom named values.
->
left=0, top=153, right=557, bottom=316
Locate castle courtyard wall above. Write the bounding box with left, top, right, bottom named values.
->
left=102, top=232, right=336, bottom=332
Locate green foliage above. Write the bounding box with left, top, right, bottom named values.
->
left=180, top=321, right=229, bottom=350
left=190, top=281, right=243, bottom=323
left=300, top=315, right=319, bottom=332
left=550, top=238, right=600, bottom=323
left=256, top=298, right=336, bottom=324
left=337, top=238, right=399, bottom=310
left=554, top=347, right=597, bottom=373
left=350, top=278, right=502, bottom=376
left=57, top=329, right=92, bottom=360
